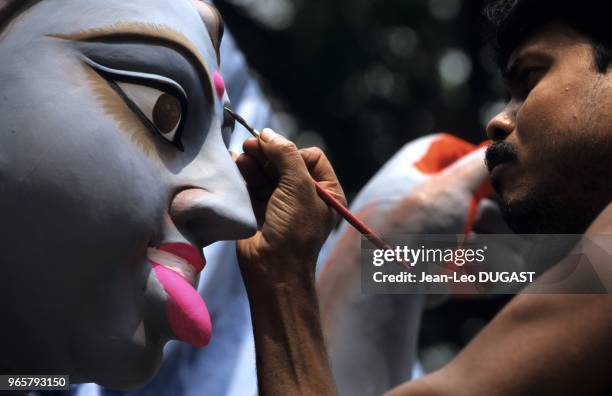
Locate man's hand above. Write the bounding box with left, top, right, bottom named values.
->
left=234, top=128, right=343, bottom=396
left=235, top=128, right=345, bottom=281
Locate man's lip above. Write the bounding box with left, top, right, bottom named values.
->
left=158, top=242, right=205, bottom=273
left=488, top=160, right=505, bottom=175
left=486, top=156, right=510, bottom=173
left=489, top=161, right=512, bottom=190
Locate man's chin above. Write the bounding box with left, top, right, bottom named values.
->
left=499, top=194, right=594, bottom=235
left=499, top=197, right=545, bottom=234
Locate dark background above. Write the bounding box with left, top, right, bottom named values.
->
left=216, top=0, right=505, bottom=198
left=215, top=0, right=509, bottom=373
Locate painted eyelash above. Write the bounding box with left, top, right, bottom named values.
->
left=82, top=64, right=157, bottom=155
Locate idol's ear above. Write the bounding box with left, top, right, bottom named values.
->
left=192, top=1, right=225, bottom=64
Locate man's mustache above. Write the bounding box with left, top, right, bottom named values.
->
left=485, top=141, right=517, bottom=172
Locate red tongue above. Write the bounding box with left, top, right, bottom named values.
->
left=150, top=263, right=212, bottom=347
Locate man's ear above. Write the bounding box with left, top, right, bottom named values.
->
left=192, top=0, right=224, bottom=64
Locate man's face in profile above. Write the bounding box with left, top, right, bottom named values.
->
left=485, top=22, right=612, bottom=234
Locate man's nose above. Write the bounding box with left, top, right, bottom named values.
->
left=486, top=109, right=515, bottom=141
left=169, top=155, right=257, bottom=248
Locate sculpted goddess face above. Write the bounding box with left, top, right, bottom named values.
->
left=0, top=0, right=256, bottom=388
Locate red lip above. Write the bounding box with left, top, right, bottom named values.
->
left=158, top=242, right=205, bottom=273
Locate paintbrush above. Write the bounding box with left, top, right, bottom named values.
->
left=225, top=107, right=404, bottom=265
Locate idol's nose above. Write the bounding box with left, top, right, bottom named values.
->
left=170, top=153, right=257, bottom=248
left=170, top=187, right=256, bottom=247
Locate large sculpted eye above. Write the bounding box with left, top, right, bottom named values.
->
left=85, top=59, right=189, bottom=150
left=117, top=82, right=183, bottom=144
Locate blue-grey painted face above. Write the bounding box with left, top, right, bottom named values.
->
left=0, top=0, right=256, bottom=388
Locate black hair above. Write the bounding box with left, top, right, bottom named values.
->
left=0, top=0, right=41, bottom=35
left=484, top=0, right=612, bottom=72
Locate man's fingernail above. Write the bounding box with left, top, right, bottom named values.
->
left=260, top=128, right=276, bottom=142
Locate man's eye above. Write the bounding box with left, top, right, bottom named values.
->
left=116, top=82, right=183, bottom=144
left=520, top=68, right=545, bottom=93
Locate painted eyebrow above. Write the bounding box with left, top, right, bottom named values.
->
left=48, top=22, right=215, bottom=102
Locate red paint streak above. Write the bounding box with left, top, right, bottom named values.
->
left=413, top=135, right=494, bottom=234
left=413, top=133, right=478, bottom=174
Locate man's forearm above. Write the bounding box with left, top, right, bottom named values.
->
left=387, top=293, right=612, bottom=396
left=242, top=257, right=336, bottom=396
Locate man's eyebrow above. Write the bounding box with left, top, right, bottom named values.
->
left=48, top=22, right=214, bottom=101
left=503, top=50, right=551, bottom=83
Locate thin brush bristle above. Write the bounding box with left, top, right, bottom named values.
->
left=224, top=107, right=260, bottom=138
